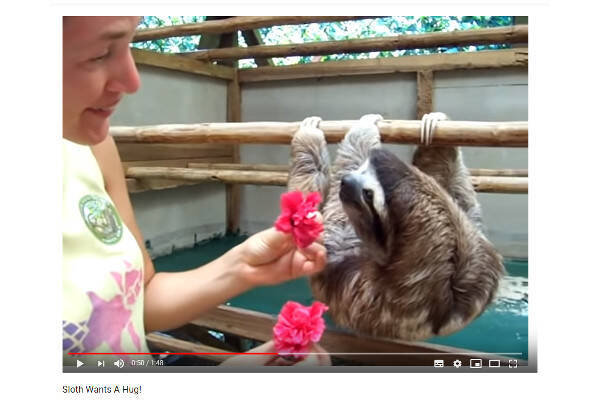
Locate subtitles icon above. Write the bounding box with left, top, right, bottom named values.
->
left=114, top=359, right=125, bottom=368
left=470, top=359, right=482, bottom=368
left=434, top=360, right=444, bottom=368
left=489, top=360, right=501, bottom=368
left=508, top=360, right=518, bottom=368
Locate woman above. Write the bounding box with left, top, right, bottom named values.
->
left=62, top=16, right=330, bottom=367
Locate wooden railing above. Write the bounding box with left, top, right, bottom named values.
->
left=146, top=305, right=526, bottom=366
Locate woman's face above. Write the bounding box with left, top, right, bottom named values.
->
left=62, top=17, right=141, bottom=145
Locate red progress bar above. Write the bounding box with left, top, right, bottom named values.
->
left=68, top=352, right=278, bottom=355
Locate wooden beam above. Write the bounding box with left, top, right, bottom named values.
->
left=126, top=177, right=198, bottom=193
left=189, top=305, right=523, bottom=366
left=238, top=49, right=528, bottom=82
left=133, top=17, right=373, bottom=42
left=122, top=157, right=234, bottom=174
left=189, top=163, right=289, bottom=171
left=471, top=176, right=528, bottom=193
left=127, top=167, right=289, bottom=186
left=131, top=48, right=235, bottom=80
left=189, top=163, right=527, bottom=178
left=115, top=142, right=233, bottom=162
left=196, top=16, right=232, bottom=50
left=240, top=29, right=273, bottom=67
left=469, top=168, right=527, bottom=177
left=226, top=70, right=242, bottom=234
left=126, top=167, right=528, bottom=193
left=111, top=119, right=528, bottom=147
left=186, top=26, right=528, bottom=62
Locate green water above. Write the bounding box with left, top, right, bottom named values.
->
left=153, top=235, right=528, bottom=360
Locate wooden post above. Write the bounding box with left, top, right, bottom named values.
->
left=226, top=72, right=242, bottom=234
left=225, top=29, right=242, bottom=234
left=417, top=69, right=434, bottom=119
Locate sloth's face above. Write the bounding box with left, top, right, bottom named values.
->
left=340, top=148, right=414, bottom=251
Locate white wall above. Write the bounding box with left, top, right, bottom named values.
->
left=111, top=65, right=229, bottom=257
left=114, top=65, right=528, bottom=259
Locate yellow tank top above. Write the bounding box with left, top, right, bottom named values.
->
left=62, top=139, right=150, bottom=367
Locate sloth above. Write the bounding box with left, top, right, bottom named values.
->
left=287, top=113, right=505, bottom=341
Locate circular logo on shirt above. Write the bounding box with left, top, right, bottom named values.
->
left=79, top=194, right=123, bottom=245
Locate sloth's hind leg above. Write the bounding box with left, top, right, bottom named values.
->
left=288, top=116, right=331, bottom=203
left=413, top=112, right=484, bottom=230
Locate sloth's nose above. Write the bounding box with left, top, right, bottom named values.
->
left=340, top=174, right=361, bottom=203
left=340, top=175, right=351, bottom=188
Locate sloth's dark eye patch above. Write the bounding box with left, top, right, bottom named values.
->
left=362, top=188, right=374, bottom=203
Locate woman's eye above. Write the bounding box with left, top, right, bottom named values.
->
left=362, top=189, right=374, bottom=202
left=90, top=51, right=110, bottom=62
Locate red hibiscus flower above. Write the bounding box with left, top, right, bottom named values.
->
left=273, top=301, right=329, bottom=359
left=274, top=191, right=323, bottom=248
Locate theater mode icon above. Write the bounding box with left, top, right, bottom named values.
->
left=434, top=360, right=444, bottom=368
left=489, top=360, right=501, bottom=368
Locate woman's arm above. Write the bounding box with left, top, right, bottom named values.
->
left=91, top=136, right=326, bottom=333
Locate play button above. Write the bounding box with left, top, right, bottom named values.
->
left=76, top=360, right=84, bottom=368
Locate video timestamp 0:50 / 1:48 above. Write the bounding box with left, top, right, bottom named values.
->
left=129, top=358, right=165, bottom=367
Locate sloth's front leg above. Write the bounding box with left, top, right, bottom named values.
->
left=333, top=114, right=383, bottom=176
left=288, top=116, right=331, bottom=204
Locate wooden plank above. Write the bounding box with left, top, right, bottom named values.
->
left=126, top=167, right=289, bottom=186
left=471, top=176, right=528, bottom=193
left=133, top=17, right=373, bottom=42
left=115, top=143, right=233, bottom=162
left=123, top=158, right=233, bottom=168
left=190, top=163, right=528, bottom=177
left=189, top=305, right=523, bottom=366
left=189, top=163, right=289, bottom=171
left=238, top=49, right=528, bottom=82
left=126, top=178, right=198, bottom=193
left=416, top=70, right=434, bottom=119
left=131, top=48, right=235, bottom=80
left=126, top=167, right=528, bottom=193
left=187, top=26, right=528, bottom=62
left=122, top=157, right=234, bottom=174
left=111, top=119, right=528, bottom=147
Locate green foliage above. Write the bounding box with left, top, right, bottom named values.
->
left=133, top=16, right=205, bottom=52
left=132, top=16, right=514, bottom=69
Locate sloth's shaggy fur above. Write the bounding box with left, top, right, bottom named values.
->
left=287, top=115, right=504, bottom=340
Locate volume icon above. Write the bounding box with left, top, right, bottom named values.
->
left=113, top=359, right=125, bottom=368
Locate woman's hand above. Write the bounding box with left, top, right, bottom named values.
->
left=234, top=213, right=326, bottom=287
left=219, top=340, right=331, bottom=367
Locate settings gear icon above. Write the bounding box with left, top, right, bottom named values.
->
left=453, top=359, right=462, bottom=368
